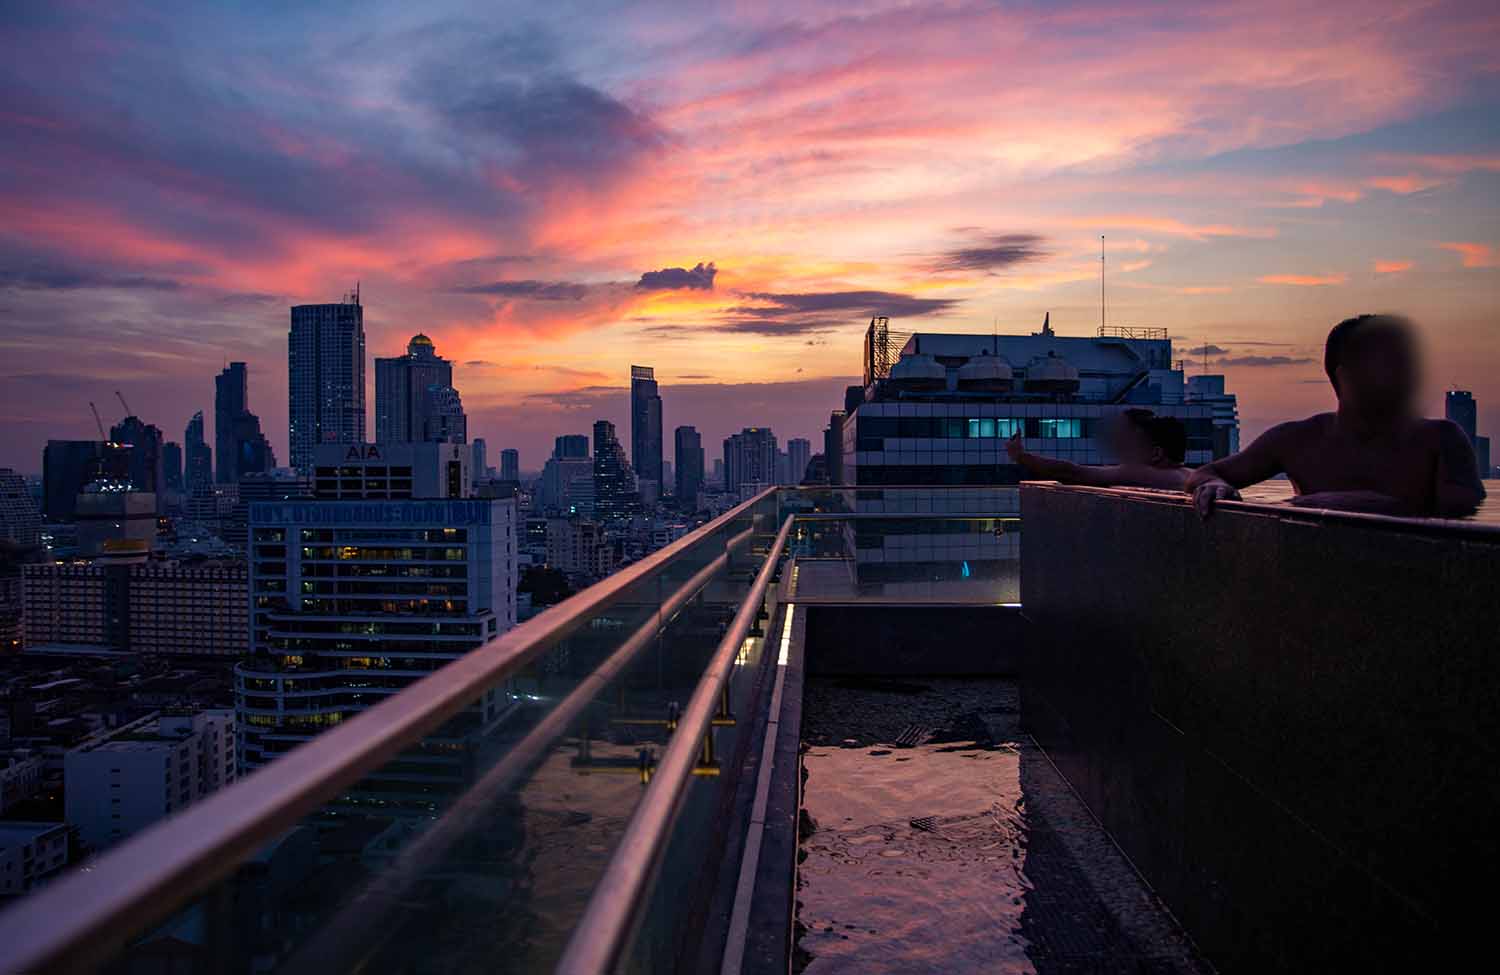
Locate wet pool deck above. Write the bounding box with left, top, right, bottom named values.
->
left=796, top=677, right=1210, bottom=975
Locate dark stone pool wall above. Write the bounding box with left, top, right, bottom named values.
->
left=1019, top=484, right=1500, bottom=973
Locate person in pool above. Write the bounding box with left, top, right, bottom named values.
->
left=1186, top=314, right=1485, bottom=518
left=1007, top=408, right=1192, bottom=490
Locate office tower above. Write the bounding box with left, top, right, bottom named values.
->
left=66, top=710, right=236, bottom=849
left=723, top=428, right=778, bottom=495
left=184, top=412, right=212, bottom=493
left=0, top=469, right=41, bottom=547
left=420, top=384, right=467, bottom=443
left=555, top=434, right=589, bottom=459
left=500, top=449, right=519, bottom=482
left=1446, top=390, right=1478, bottom=445
left=711, top=458, right=724, bottom=486
left=674, top=426, right=704, bottom=506
left=215, top=362, right=247, bottom=483
left=593, top=420, right=637, bottom=523
left=375, top=334, right=455, bottom=443
left=837, top=318, right=1234, bottom=485
left=472, top=439, right=487, bottom=481
left=240, top=482, right=517, bottom=784
left=1186, top=375, right=1241, bottom=458
left=162, top=442, right=183, bottom=494
left=109, top=415, right=165, bottom=507
left=74, top=484, right=157, bottom=556
left=230, top=411, right=276, bottom=478
left=787, top=438, right=812, bottom=486
left=824, top=412, right=846, bottom=486
left=630, top=366, right=663, bottom=486
left=288, top=290, right=365, bottom=472
left=42, top=440, right=132, bottom=522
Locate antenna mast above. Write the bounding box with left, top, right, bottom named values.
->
left=1100, top=235, right=1106, bottom=333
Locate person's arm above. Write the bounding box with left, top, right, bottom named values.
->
left=1184, top=421, right=1298, bottom=517
left=1287, top=490, right=1408, bottom=513
left=1006, top=433, right=1116, bottom=486
left=1434, top=420, right=1486, bottom=517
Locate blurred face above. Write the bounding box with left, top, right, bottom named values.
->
left=1337, top=325, right=1420, bottom=418
left=1110, top=416, right=1161, bottom=465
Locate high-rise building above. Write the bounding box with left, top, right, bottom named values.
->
left=1446, top=390, right=1477, bottom=444
left=184, top=412, right=212, bottom=493
left=109, top=415, right=166, bottom=507
left=786, top=438, right=812, bottom=486
left=289, top=290, right=365, bottom=472
left=310, top=442, right=472, bottom=499
left=674, top=426, right=704, bottom=506
left=823, top=411, right=846, bottom=486
left=0, top=469, right=41, bottom=547
left=630, top=365, right=663, bottom=487
left=421, top=384, right=467, bottom=443
left=215, top=362, right=247, bottom=484
left=593, top=420, right=637, bottom=523
left=42, top=440, right=132, bottom=522
left=471, top=438, right=487, bottom=481
left=1186, top=375, right=1241, bottom=458
left=75, top=484, right=157, bottom=556
left=240, top=490, right=517, bottom=788
left=555, top=434, right=589, bottom=459
left=66, top=710, right=237, bottom=850
left=162, top=442, right=183, bottom=494
left=500, top=448, right=519, bottom=482
left=375, top=334, right=455, bottom=443
left=723, top=428, right=778, bottom=496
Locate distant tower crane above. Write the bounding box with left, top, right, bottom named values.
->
left=115, top=390, right=133, bottom=419
left=89, top=402, right=107, bottom=439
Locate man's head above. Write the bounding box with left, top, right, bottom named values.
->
left=1114, top=409, right=1188, bottom=467
left=1324, top=314, right=1420, bottom=418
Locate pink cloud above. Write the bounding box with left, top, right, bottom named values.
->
left=1439, top=243, right=1497, bottom=268
left=1373, top=260, right=1413, bottom=274
left=1258, top=273, right=1348, bottom=286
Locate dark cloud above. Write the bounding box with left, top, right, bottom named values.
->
left=676, top=374, right=713, bottom=379
left=1186, top=344, right=1231, bottom=356
left=455, top=280, right=590, bottom=301
left=464, top=360, right=497, bottom=367
left=0, top=263, right=181, bottom=292
left=739, top=290, right=958, bottom=318
left=1216, top=355, right=1315, bottom=367
left=933, top=232, right=1047, bottom=272
left=637, top=262, right=717, bottom=291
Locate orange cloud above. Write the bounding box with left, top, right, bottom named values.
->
left=1365, top=175, right=1443, bottom=194
left=1439, top=242, right=1496, bottom=268
left=1373, top=260, right=1413, bottom=274
left=1258, top=273, right=1348, bottom=286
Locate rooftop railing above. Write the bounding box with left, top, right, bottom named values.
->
left=0, top=485, right=1020, bottom=974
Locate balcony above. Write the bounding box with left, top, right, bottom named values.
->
left=0, top=485, right=1495, bottom=973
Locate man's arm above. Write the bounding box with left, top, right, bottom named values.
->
left=1007, top=434, right=1120, bottom=486
left=1184, top=421, right=1299, bottom=517
left=1434, top=420, right=1486, bottom=517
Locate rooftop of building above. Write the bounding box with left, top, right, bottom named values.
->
left=0, top=822, right=67, bottom=848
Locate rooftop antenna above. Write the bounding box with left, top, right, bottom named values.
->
left=1100, top=235, right=1106, bottom=334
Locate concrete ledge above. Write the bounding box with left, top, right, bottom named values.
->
left=1020, top=483, right=1500, bottom=972
left=804, top=604, right=1025, bottom=676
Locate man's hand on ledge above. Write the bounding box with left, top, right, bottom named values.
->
left=1288, top=490, right=1405, bottom=514
left=1185, top=469, right=1239, bottom=519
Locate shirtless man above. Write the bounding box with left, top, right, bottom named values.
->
left=1007, top=408, right=1192, bottom=490
left=1186, top=314, right=1486, bottom=518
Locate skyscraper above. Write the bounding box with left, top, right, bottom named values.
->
left=289, top=290, right=365, bottom=472
left=630, top=365, right=662, bottom=487
left=674, top=426, right=704, bottom=506
left=162, top=442, right=183, bottom=494
left=786, top=437, right=812, bottom=486
left=375, top=334, right=455, bottom=443
left=0, top=469, right=41, bottom=547
left=471, top=438, right=488, bottom=480
left=421, top=384, right=467, bottom=443
left=229, top=411, right=276, bottom=478
left=184, top=412, right=212, bottom=493
left=500, top=449, right=519, bottom=482
left=214, top=362, right=247, bottom=484
left=1446, top=390, right=1478, bottom=445
left=593, top=420, right=637, bottom=523
left=723, top=428, right=778, bottom=495
left=108, top=416, right=165, bottom=510
left=555, top=434, right=589, bottom=459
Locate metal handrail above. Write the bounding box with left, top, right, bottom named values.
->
left=556, top=514, right=797, bottom=975
left=0, top=488, right=779, bottom=975
left=280, top=524, right=759, bottom=974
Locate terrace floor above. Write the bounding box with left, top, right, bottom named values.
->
left=795, top=677, right=1210, bottom=975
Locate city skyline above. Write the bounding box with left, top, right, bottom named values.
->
left=1, top=1, right=1498, bottom=471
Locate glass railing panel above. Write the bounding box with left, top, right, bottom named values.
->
left=66, top=501, right=782, bottom=975
left=788, top=515, right=1020, bottom=603
left=779, top=485, right=1021, bottom=517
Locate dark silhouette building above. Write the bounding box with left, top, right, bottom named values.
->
left=215, top=362, right=247, bottom=484
left=593, top=420, right=637, bottom=523
left=674, top=426, right=704, bottom=506
left=42, top=441, right=132, bottom=522
left=184, top=412, right=212, bottom=493
left=289, top=291, right=365, bottom=472
left=630, top=366, right=662, bottom=488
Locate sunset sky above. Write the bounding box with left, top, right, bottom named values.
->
left=2, top=0, right=1497, bottom=471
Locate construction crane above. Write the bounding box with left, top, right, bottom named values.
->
left=115, top=390, right=133, bottom=418
left=89, top=402, right=107, bottom=439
